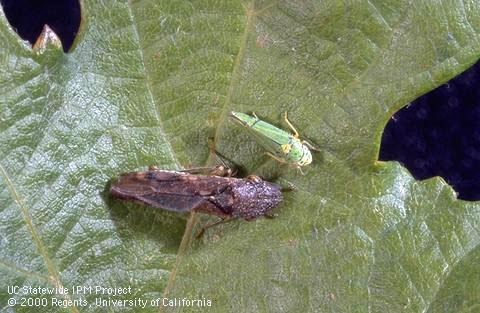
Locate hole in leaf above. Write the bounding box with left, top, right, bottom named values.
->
left=380, top=61, right=480, bottom=201
left=0, top=0, right=81, bottom=52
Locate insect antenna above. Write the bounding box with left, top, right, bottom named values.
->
left=208, top=137, right=247, bottom=177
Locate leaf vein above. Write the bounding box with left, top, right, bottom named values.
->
left=0, top=258, right=50, bottom=282
left=0, top=163, right=79, bottom=313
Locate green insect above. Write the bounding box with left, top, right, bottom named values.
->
left=229, top=111, right=319, bottom=173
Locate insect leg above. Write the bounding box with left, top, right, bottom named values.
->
left=265, top=152, right=287, bottom=164
left=297, top=166, right=305, bottom=176
left=280, top=181, right=297, bottom=192
left=302, top=140, right=321, bottom=152
left=181, top=165, right=231, bottom=177
left=196, top=216, right=237, bottom=238
left=283, top=112, right=300, bottom=138
left=264, top=213, right=278, bottom=218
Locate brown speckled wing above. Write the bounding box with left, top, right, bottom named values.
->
left=110, top=170, right=228, bottom=213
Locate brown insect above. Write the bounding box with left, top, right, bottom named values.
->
left=110, top=166, right=283, bottom=236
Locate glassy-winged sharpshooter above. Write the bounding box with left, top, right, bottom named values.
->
left=110, top=166, right=283, bottom=234
left=229, top=111, right=319, bottom=173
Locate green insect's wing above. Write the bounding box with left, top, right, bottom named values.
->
left=230, top=111, right=292, bottom=157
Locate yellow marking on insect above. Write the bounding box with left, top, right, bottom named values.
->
left=281, top=144, right=292, bottom=154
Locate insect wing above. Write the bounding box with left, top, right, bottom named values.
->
left=230, top=112, right=291, bottom=156
left=110, top=170, right=226, bottom=212
left=132, top=191, right=205, bottom=212
left=247, top=118, right=292, bottom=150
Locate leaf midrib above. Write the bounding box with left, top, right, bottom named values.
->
left=143, top=1, right=258, bottom=305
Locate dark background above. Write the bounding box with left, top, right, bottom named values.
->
left=0, top=0, right=80, bottom=52
left=2, top=0, right=480, bottom=200
left=380, top=62, right=480, bottom=200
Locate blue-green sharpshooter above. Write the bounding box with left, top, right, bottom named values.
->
left=229, top=111, right=319, bottom=173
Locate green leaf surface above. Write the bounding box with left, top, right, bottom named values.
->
left=1, top=1, right=480, bottom=312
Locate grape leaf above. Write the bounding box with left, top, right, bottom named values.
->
left=1, top=1, right=480, bottom=312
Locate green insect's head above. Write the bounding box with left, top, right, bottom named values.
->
left=298, top=144, right=313, bottom=166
